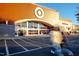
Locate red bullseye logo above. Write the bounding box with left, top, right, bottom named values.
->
left=35, top=7, right=44, bottom=18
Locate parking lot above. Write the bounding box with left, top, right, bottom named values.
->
left=0, top=35, right=79, bottom=56
left=0, top=36, right=52, bottom=56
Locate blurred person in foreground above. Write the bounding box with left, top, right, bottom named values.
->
left=49, top=27, right=64, bottom=56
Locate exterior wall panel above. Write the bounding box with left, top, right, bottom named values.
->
left=0, top=3, right=59, bottom=27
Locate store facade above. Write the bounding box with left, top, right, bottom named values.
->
left=0, top=3, right=59, bottom=36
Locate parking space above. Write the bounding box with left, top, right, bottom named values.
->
left=6, top=39, right=26, bottom=55
left=0, top=36, right=52, bottom=56
left=22, top=38, right=51, bottom=47
left=0, top=40, right=6, bottom=56
left=13, top=39, right=40, bottom=50
left=27, top=37, right=52, bottom=44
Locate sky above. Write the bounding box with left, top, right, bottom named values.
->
left=37, top=3, right=79, bottom=25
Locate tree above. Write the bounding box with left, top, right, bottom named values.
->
left=75, top=7, right=79, bottom=23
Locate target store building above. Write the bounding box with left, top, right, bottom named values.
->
left=0, top=3, right=59, bottom=36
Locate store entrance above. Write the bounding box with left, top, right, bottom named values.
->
left=15, top=21, right=50, bottom=36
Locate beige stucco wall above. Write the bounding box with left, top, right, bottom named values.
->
left=41, top=7, right=59, bottom=27
left=59, top=18, right=73, bottom=32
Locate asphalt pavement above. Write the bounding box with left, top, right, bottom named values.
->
left=0, top=35, right=79, bottom=56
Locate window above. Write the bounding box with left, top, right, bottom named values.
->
left=33, top=22, right=38, bottom=28
left=28, top=21, right=38, bottom=29
left=21, top=22, right=27, bottom=27
left=39, top=23, right=48, bottom=29
left=28, top=21, right=33, bottom=28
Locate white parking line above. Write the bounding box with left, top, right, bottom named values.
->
left=19, top=39, right=42, bottom=48
left=9, top=50, right=27, bottom=56
left=9, top=47, right=42, bottom=56
left=4, top=40, right=9, bottom=56
left=12, top=39, right=29, bottom=51
left=24, top=38, right=52, bottom=47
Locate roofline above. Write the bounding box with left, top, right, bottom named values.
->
left=59, top=17, right=72, bottom=22
left=33, top=3, right=59, bottom=13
